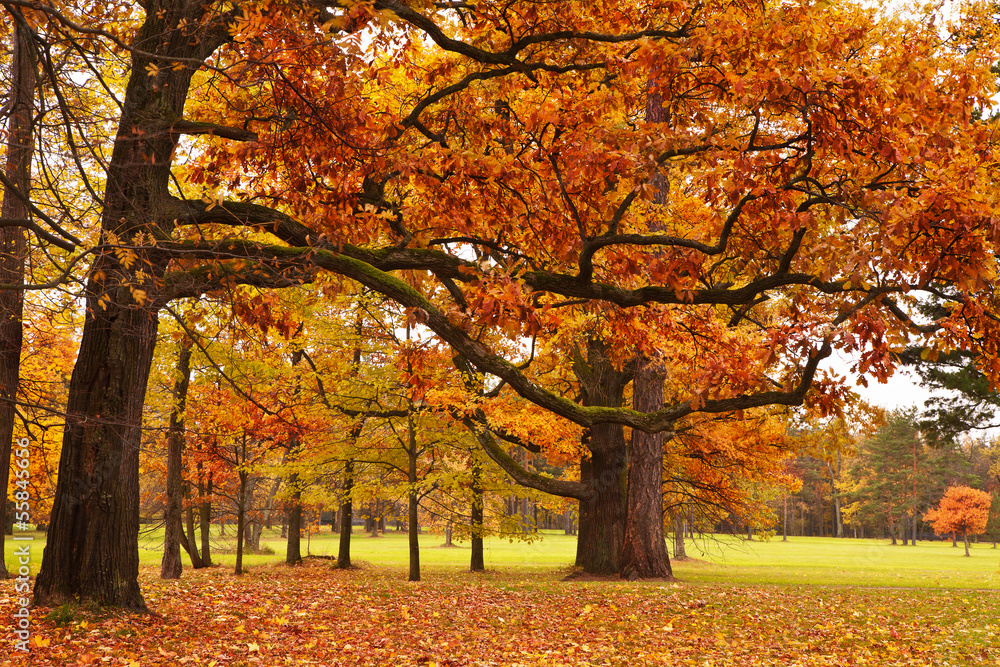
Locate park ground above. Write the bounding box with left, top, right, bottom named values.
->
left=3, top=531, right=1000, bottom=666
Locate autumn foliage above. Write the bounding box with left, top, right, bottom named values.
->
left=7, top=0, right=1000, bottom=612
left=924, top=485, right=992, bottom=556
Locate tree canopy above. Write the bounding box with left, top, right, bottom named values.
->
left=3, top=0, right=1000, bottom=607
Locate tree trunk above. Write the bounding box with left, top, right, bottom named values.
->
left=181, top=502, right=203, bottom=568
left=337, top=458, right=354, bottom=569
left=200, top=470, right=213, bottom=566
left=964, top=531, right=970, bottom=557
left=235, top=468, right=247, bottom=576
left=34, top=4, right=229, bottom=609
left=0, top=10, right=35, bottom=581
left=573, top=338, right=629, bottom=575
left=252, top=473, right=283, bottom=549
left=575, top=456, right=591, bottom=567
left=286, top=476, right=302, bottom=565
left=782, top=495, right=788, bottom=542
left=471, top=458, right=485, bottom=572
left=242, top=476, right=261, bottom=552
left=827, top=457, right=844, bottom=538
left=407, top=411, right=420, bottom=582
left=161, top=345, right=191, bottom=579
left=578, top=439, right=626, bottom=574
left=673, top=512, right=687, bottom=559
left=620, top=358, right=671, bottom=580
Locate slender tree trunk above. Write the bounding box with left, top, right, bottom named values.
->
left=337, top=458, right=354, bottom=569
left=242, top=476, right=261, bottom=552
left=200, top=470, right=213, bottom=566
left=471, top=458, right=485, bottom=571
left=827, top=457, right=844, bottom=538
left=286, top=477, right=302, bottom=565
left=161, top=345, right=191, bottom=579
left=235, top=465, right=248, bottom=576
left=911, top=510, right=917, bottom=546
left=0, top=9, right=36, bottom=581
left=673, top=512, right=687, bottom=559
left=181, top=501, right=203, bottom=568
left=407, top=411, right=420, bottom=582
left=964, top=531, right=970, bottom=557
left=620, top=358, right=671, bottom=579
left=35, top=4, right=228, bottom=609
left=251, top=473, right=283, bottom=549
left=782, top=495, right=788, bottom=542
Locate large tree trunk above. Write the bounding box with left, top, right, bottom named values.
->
left=34, top=4, right=228, bottom=609
left=620, top=358, right=672, bottom=579
left=575, top=456, right=591, bottom=567
left=470, top=458, right=485, bottom=571
left=578, top=436, right=626, bottom=574
left=0, top=9, right=36, bottom=581
left=573, top=339, right=630, bottom=575
left=161, top=344, right=191, bottom=579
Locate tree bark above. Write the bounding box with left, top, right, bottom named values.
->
left=578, top=439, right=626, bottom=574
left=673, top=512, right=687, bottom=559
left=286, top=476, right=302, bottom=565
left=161, top=344, right=191, bottom=579
left=470, top=457, right=485, bottom=571
left=782, top=495, right=788, bottom=542
left=235, top=466, right=247, bottom=576
left=575, top=456, right=591, bottom=567
left=34, top=3, right=229, bottom=609
left=181, top=501, right=203, bottom=568
left=336, top=458, right=354, bottom=569
left=620, top=358, right=672, bottom=579
left=200, top=470, right=213, bottom=566
left=964, top=530, right=970, bottom=557
left=407, top=411, right=420, bottom=582
left=573, top=338, right=630, bottom=575
left=0, top=8, right=36, bottom=581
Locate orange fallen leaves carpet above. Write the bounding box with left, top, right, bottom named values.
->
left=2, top=561, right=998, bottom=666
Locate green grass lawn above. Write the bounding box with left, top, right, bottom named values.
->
left=6, top=528, right=1000, bottom=665
left=9, top=526, right=999, bottom=589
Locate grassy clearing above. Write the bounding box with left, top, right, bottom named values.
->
left=4, top=529, right=1000, bottom=665
left=9, top=528, right=1000, bottom=589
left=3, top=562, right=1000, bottom=666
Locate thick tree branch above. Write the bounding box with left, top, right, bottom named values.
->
left=167, top=119, right=259, bottom=142
left=463, top=416, right=589, bottom=500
